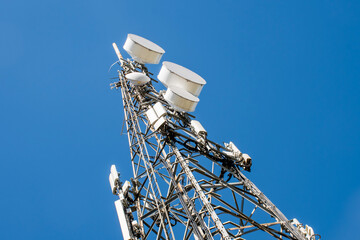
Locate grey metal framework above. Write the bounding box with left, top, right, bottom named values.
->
left=109, top=45, right=319, bottom=240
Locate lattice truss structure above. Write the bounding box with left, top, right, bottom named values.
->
left=108, top=37, right=319, bottom=240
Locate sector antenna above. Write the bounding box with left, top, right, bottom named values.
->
left=107, top=34, right=320, bottom=240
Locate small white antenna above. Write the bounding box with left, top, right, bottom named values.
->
left=112, top=42, right=124, bottom=66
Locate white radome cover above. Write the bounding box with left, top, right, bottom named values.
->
left=164, top=86, right=199, bottom=112
left=125, top=72, right=150, bottom=86
left=153, top=102, right=167, bottom=118
left=145, top=107, right=158, bottom=125
left=158, top=61, right=206, bottom=97
left=123, top=34, right=165, bottom=64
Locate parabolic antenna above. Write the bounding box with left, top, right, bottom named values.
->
left=123, top=34, right=165, bottom=64
left=164, top=86, right=199, bottom=112
left=125, top=72, right=150, bottom=86
left=158, top=61, right=206, bottom=97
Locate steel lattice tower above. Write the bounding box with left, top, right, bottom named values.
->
left=108, top=35, right=319, bottom=240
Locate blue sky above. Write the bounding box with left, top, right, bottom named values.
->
left=1, top=0, right=359, bottom=239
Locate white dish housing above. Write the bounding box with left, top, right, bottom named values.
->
left=125, top=72, right=150, bottom=86
left=123, top=34, right=165, bottom=64
left=158, top=61, right=206, bottom=97
left=164, top=86, right=199, bottom=112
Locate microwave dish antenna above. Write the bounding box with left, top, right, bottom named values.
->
left=164, top=85, right=199, bottom=112
left=123, top=34, right=165, bottom=64
left=125, top=72, right=150, bottom=86
left=158, top=61, right=206, bottom=97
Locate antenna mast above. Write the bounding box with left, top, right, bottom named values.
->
left=108, top=34, right=319, bottom=240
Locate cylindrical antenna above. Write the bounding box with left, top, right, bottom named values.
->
left=112, top=42, right=124, bottom=66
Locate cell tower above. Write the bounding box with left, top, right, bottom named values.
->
left=108, top=34, right=319, bottom=240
